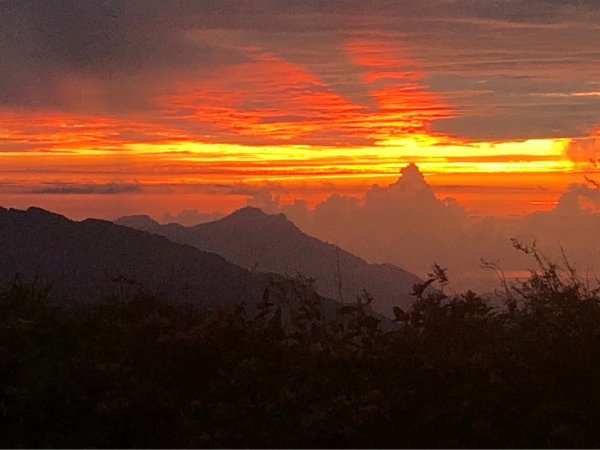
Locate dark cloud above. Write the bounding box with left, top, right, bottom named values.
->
left=33, top=182, right=142, bottom=195
left=427, top=74, right=600, bottom=140
left=0, top=0, right=246, bottom=74
left=432, top=111, right=596, bottom=141
left=0, top=0, right=250, bottom=111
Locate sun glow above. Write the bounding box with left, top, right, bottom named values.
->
left=119, top=135, right=574, bottom=180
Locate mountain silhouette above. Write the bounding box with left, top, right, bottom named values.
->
left=0, top=206, right=289, bottom=308
left=116, top=207, right=423, bottom=316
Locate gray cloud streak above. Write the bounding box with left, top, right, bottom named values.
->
left=32, top=182, right=142, bottom=195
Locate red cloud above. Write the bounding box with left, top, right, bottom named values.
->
left=159, top=40, right=453, bottom=146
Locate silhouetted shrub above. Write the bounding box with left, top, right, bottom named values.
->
left=3, top=254, right=600, bottom=448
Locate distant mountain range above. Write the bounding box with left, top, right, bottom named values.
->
left=0, top=206, right=283, bottom=309
left=116, top=207, right=422, bottom=316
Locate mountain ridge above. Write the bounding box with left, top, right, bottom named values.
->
left=116, top=206, right=422, bottom=316
left=0, top=206, right=278, bottom=308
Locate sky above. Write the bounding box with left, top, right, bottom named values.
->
left=1, top=0, right=600, bottom=221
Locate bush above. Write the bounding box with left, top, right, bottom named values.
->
left=3, top=256, right=600, bottom=448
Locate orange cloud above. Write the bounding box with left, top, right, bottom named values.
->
left=0, top=110, right=187, bottom=154
left=159, top=40, right=452, bottom=147
left=344, top=40, right=453, bottom=138
left=564, top=131, right=600, bottom=166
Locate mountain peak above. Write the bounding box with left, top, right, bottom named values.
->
left=115, top=214, right=160, bottom=229
left=223, top=207, right=292, bottom=226
left=227, top=206, right=269, bottom=219
left=24, top=207, right=70, bottom=222
left=113, top=204, right=422, bottom=317
left=388, top=163, right=432, bottom=196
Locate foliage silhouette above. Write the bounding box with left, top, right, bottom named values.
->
left=3, top=252, right=600, bottom=448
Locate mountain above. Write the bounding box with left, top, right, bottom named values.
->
left=116, top=207, right=423, bottom=316
left=0, top=206, right=283, bottom=308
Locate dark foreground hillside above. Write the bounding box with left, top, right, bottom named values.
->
left=3, top=256, right=600, bottom=449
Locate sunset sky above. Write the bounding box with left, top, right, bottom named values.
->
left=1, top=0, right=600, bottom=220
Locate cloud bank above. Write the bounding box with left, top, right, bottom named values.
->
left=244, top=164, right=600, bottom=292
